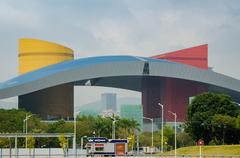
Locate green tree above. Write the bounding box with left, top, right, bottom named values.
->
left=163, top=125, right=174, bottom=148
left=116, top=118, right=131, bottom=138
left=47, top=120, right=72, bottom=133
left=0, top=138, right=10, bottom=148
left=116, top=118, right=140, bottom=139
left=47, top=119, right=73, bottom=147
left=75, top=115, right=140, bottom=148
left=236, top=114, right=240, bottom=128
left=139, top=126, right=174, bottom=151
left=93, top=116, right=112, bottom=138
left=153, top=130, right=168, bottom=149
left=185, top=92, right=240, bottom=144
left=177, top=131, right=194, bottom=147
left=139, top=132, right=151, bottom=147
left=0, top=109, right=28, bottom=132
left=128, top=119, right=140, bottom=134
left=127, top=134, right=135, bottom=151
left=76, top=115, right=95, bottom=146
left=211, top=114, right=239, bottom=144
left=0, top=109, right=47, bottom=148
left=27, top=135, right=35, bottom=156
left=58, top=134, right=68, bottom=157
left=0, top=109, right=46, bottom=134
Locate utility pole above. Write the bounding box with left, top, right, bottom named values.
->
left=158, top=103, right=164, bottom=153
left=112, top=117, right=116, bottom=139
left=73, top=112, right=77, bottom=157
left=23, top=114, right=34, bottom=148
left=143, top=116, right=154, bottom=154
left=168, top=111, right=177, bottom=158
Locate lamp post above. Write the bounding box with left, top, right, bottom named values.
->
left=143, top=116, right=154, bottom=148
left=73, top=110, right=81, bottom=157
left=73, top=112, right=77, bottom=157
left=158, top=103, right=164, bottom=153
left=23, top=114, right=34, bottom=148
left=111, top=114, right=119, bottom=139
left=112, top=117, right=116, bottom=139
left=168, top=111, right=177, bottom=158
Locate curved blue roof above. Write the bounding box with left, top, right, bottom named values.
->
left=0, top=55, right=239, bottom=100
left=0, top=55, right=174, bottom=90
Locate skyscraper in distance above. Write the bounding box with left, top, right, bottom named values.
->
left=101, top=93, right=117, bottom=113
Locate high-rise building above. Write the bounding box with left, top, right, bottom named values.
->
left=101, top=93, right=117, bottom=112
left=120, top=104, right=143, bottom=131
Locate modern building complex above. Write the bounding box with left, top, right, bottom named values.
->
left=0, top=38, right=240, bottom=122
left=101, top=93, right=117, bottom=113
left=120, top=104, right=143, bottom=131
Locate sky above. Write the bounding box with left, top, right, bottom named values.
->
left=0, top=0, right=240, bottom=105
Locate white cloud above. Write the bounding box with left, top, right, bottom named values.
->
left=0, top=1, right=42, bottom=29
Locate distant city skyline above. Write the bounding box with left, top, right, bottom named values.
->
left=77, top=96, right=141, bottom=116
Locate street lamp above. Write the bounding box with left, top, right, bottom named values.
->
left=168, top=111, right=177, bottom=158
left=143, top=116, right=154, bottom=148
left=158, top=103, right=164, bottom=153
left=73, top=110, right=81, bottom=157
left=23, top=114, right=34, bottom=148
left=111, top=114, right=119, bottom=139
left=93, top=131, right=96, bottom=137
left=112, top=118, right=116, bottom=139
left=73, top=112, right=77, bottom=157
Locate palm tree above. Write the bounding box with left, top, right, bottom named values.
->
left=129, top=119, right=140, bottom=134
left=116, top=118, right=140, bottom=138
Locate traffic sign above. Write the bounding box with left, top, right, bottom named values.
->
left=197, top=139, right=204, bottom=146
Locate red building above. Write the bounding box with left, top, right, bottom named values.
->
left=142, top=44, right=209, bottom=122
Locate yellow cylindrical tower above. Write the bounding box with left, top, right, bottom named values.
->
left=19, top=38, right=73, bottom=74
left=18, top=38, right=74, bottom=119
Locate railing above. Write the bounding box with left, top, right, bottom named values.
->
left=158, top=155, right=240, bottom=158
left=0, top=148, right=84, bottom=158
left=0, top=148, right=239, bottom=158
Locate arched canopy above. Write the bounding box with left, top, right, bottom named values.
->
left=0, top=55, right=240, bottom=100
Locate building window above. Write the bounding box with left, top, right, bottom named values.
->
left=95, top=147, right=104, bottom=151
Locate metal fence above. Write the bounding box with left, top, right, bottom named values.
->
left=158, top=155, right=240, bottom=158
left=0, top=148, right=83, bottom=158
left=0, top=148, right=239, bottom=158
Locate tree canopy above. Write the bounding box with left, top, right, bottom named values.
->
left=185, top=92, right=240, bottom=145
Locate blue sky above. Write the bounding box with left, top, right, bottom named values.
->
left=1, top=0, right=240, bottom=105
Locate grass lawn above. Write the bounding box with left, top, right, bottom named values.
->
left=157, top=145, right=240, bottom=156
